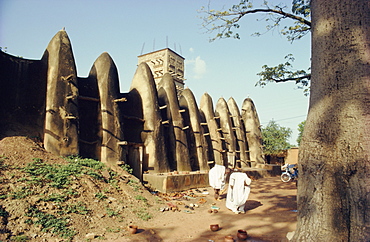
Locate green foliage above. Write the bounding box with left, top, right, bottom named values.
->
left=135, top=195, right=150, bottom=209
left=25, top=206, right=76, bottom=239
left=95, top=192, right=108, bottom=200
left=134, top=207, right=152, bottom=221
left=262, top=120, right=292, bottom=155
left=135, top=195, right=147, bottom=202
left=119, top=164, right=133, bottom=174
left=64, top=155, right=105, bottom=170
left=0, top=47, right=7, bottom=53
left=105, top=207, right=119, bottom=217
left=57, top=202, right=90, bottom=215
left=10, top=235, right=30, bottom=241
left=23, top=158, right=78, bottom=188
left=0, top=156, right=9, bottom=169
left=256, top=54, right=310, bottom=95
left=199, top=0, right=311, bottom=92
left=296, top=120, right=306, bottom=146
left=292, top=0, right=310, bottom=16
left=199, top=0, right=310, bottom=42
left=9, top=185, right=34, bottom=199
left=105, top=227, right=121, bottom=233
left=127, top=179, right=141, bottom=191
left=39, top=193, right=69, bottom=203
left=0, top=206, right=9, bottom=217
left=5, top=155, right=132, bottom=241
left=107, top=169, right=121, bottom=190
left=22, top=157, right=105, bottom=189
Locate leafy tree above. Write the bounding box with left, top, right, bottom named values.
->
left=199, top=0, right=311, bottom=94
left=261, top=120, right=292, bottom=155
left=296, top=120, right=305, bottom=146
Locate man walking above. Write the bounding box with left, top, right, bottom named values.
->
left=226, top=169, right=252, bottom=214
left=208, top=164, right=226, bottom=200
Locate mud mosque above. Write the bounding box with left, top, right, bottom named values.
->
left=0, top=30, right=279, bottom=192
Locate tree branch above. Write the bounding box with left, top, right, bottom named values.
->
left=272, top=74, right=311, bottom=83
left=212, top=8, right=311, bottom=27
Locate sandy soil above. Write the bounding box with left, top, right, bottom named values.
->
left=0, top=135, right=297, bottom=242
left=122, top=176, right=297, bottom=242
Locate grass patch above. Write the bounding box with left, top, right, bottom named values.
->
left=105, top=207, right=119, bottom=217
left=9, top=185, right=34, bottom=199
left=119, top=164, right=133, bottom=174
left=134, top=195, right=147, bottom=202
left=0, top=156, right=9, bottom=169
left=0, top=205, right=9, bottom=217
left=10, top=235, right=30, bottom=241
left=134, top=207, right=152, bottom=221
left=22, top=157, right=106, bottom=189
left=95, top=192, right=107, bottom=200
left=127, top=179, right=141, bottom=191
left=105, top=227, right=120, bottom=233
left=26, top=205, right=76, bottom=239
left=57, top=202, right=90, bottom=215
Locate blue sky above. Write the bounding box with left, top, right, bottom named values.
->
left=0, top=0, right=310, bottom=145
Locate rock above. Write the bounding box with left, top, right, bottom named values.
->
left=286, top=231, right=295, bottom=240
left=85, top=233, right=96, bottom=239
left=101, top=170, right=110, bottom=180
left=108, top=197, right=117, bottom=202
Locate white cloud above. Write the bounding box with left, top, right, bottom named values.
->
left=186, top=56, right=206, bottom=80
left=189, top=47, right=194, bottom=53
left=193, top=56, right=206, bottom=79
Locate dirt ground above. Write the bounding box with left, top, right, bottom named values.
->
left=128, top=176, right=297, bottom=242
left=0, top=135, right=297, bottom=242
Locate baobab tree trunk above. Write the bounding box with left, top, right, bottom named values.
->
left=293, top=0, right=370, bottom=241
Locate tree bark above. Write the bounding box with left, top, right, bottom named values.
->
left=294, top=0, right=370, bottom=241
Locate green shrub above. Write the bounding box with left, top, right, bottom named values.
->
left=0, top=206, right=9, bottom=217
left=105, top=207, right=119, bottom=217
left=26, top=206, right=76, bottom=239
left=57, top=202, right=89, bottom=215
left=10, top=235, right=30, bottom=241
left=119, top=164, right=133, bottom=174
left=127, top=179, right=141, bottom=191
left=95, top=192, right=107, bottom=200
left=134, top=208, right=152, bottom=221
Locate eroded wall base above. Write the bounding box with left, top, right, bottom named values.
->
left=143, top=165, right=281, bottom=193
left=143, top=172, right=209, bottom=193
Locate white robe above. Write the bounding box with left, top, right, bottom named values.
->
left=226, top=172, right=251, bottom=212
left=208, top=164, right=226, bottom=189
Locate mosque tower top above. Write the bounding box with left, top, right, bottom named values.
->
left=138, top=48, right=185, bottom=95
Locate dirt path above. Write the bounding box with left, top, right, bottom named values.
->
left=118, top=176, right=297, bottom=242
left=0, top=136, right=296, bottom=242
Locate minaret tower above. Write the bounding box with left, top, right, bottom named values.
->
left=138, top=48, right=185, bottom=95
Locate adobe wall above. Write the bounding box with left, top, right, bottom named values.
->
left=0, top=30, right=267, bottom=191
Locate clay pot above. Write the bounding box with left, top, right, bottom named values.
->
left=173, top=171, right=179, bottom=174
left=128, top=225, right=138, bottom=234
left=210, top=224, right=219, bottom=232
left=224, top=235, right=234, bottom=242
left=237, top=229, right=248, bottom=240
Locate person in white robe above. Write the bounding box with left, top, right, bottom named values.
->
left=226, top=169, right=252, bottom=214
left=208, top=164, right=226, bottom=200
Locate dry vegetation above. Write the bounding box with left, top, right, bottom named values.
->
left=0, top=136, right=164, bottom=241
